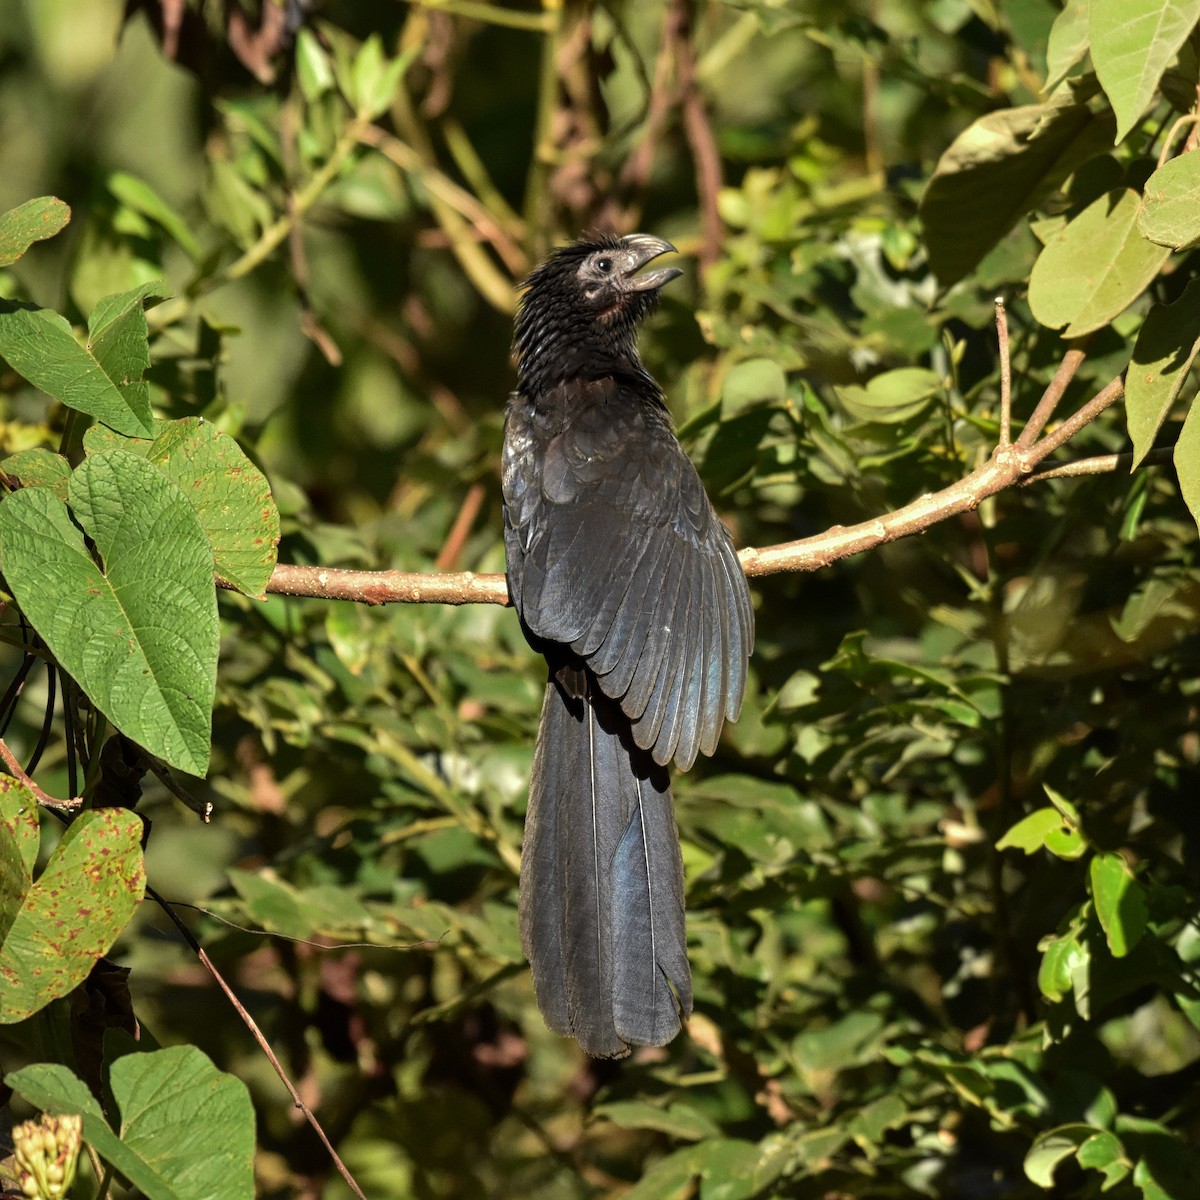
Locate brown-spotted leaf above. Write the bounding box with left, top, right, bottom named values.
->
left=0, top=807, right=145, bottom=1023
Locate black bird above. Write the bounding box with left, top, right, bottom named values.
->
left=502, top=232, right=754, bottom=1058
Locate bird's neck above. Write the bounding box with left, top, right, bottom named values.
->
left=516, top=324, right=662, bottom=399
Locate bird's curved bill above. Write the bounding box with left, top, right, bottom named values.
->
left=621, top=234, right=685, bottom=291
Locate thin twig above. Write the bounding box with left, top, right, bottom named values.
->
left=1016, top=344, right=1087, bottom=448
left=147, top=887, right=370, bottom=1200
left=1021, top=444, right=1175, bottom=483
left=616, top=1, right=684, bottom=199
left=22, top=661, right=55, bottom=777
left=408, top=0, right=553, bottom=32
left=0, top=736, right=81, bottom=811
left=358, top=124, right=526, bottom=276
left=522, top=0, right=564, bottom=258
left=434, top=481, right=486, bottom=571
left=1157, top=112, right=1200, bottom=168
left=281, top=96, right=343, bottom=367
left=1027, top=375, right=1124, bottom=460
left=995, top=298, right=1011, bottom=447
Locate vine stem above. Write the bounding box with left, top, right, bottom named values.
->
left=147, top=887, right=371, bottom=1200
left=0, top=736, right=81, bottom=811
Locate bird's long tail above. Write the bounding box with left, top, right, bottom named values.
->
left=519, top=675, right=692, bottom=1058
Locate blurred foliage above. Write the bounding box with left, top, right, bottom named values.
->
left=0, top=1, right=1199, bottom=1198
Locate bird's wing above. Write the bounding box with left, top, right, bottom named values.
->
left=504, top=379, right=753, bottom=770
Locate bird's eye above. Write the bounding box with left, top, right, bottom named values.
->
left=596, top=256, right=614, bottom=274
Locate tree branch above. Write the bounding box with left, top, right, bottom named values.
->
left=241, top=364, right=1144, bottom=607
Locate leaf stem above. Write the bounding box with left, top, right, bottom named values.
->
left=0, top=735, right=81, bottom=810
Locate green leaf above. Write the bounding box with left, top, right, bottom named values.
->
left=144, top=418, right=279, bottom=597
left=0, top=450, right=219, bottom=774
left=0, top=196, right=70, bottom=267
left=0, top=304, right=155, bottom=436
left=834, top=367, right=941, bottom=423
left=1091, top=0, right=1200, bottom=144
left=0, top=780, right=39, bottom=946
left=1045, top=0, right=1090, bottom=90
left=1, top=448, right=71, bottom=501
left=721, top=358, right=787, bottom=414
left=85, top=283, right=167, bottom=436
left=108, top=172, right=200, bottom=260
left=1077, top=1130, right=1130, bottom=1188
left=1090, top=852, right=1148, bottom=957
left=4, top=1064, right=119, bottom=1162
left=1125, top=278, right=1200, bottom=464
left=696, top=1138, right=760, bottom=1200
left=621, top=1145, right=703, bottom=1200
left=0, top=807, right=145, bottom=1022
left=295, top=28, right=335, bottom=101
left=1039, top=929, right=1086, bottom=1001
left=0, top=779, right=38, bottom=878
left=1139, top=150, right=1200, bottom=250
left=1176, top=400, right=1200, bottom=534
left=88, top=418, right=280, bottom=596
left=920, top=88, right=1115, bottom=286
left=995, top=807, right=1064, bottom=854
left=109, top=1047, right=256, bottom=1200
left=230, top=871, right=381, bottom=942
left=1025, top=1124, right=1097, bottom=1187
left=8, top=1047, right=255, bottom=1200
left=1028, top=189, right=1170, bottom=336
left=792, top=1010, right=885, bottom=1071
left=595, top=1100, right=721, bottom=1142
left=348, top=36, right=415, bottom=120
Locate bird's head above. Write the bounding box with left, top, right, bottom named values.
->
left=513, top=233, right=682, bottom=395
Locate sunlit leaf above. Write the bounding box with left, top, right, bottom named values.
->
left=1125, top=278, right=1200, bottom=463
left=1140, top=150, right=1200, bottom=250
left=1089, top=852, right=1148, bottom=957
left=1091, top=0, right=1200, bottom=143
left=1028, top=189, right=1170, bottom=336
left=0, top=196, right=70, bottom=267
left=0, top=451, right=218, bottom=773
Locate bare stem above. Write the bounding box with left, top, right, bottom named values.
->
left=1016, top=344, right=1087, bottom=449
left=0, top=736, right=81, bottom=811
left=995, top=298, right=1011, bottom=447
left=148, top=887, right=370, bottom=1200
left=1021, top=444, right=1175, bottom=483
left=1027, top=375, right=1124, bottom=462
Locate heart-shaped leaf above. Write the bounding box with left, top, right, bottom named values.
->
left=0, top=448, right=219, bottom=773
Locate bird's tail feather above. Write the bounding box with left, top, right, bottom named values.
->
left=519, top=677, right=691, bottom=1058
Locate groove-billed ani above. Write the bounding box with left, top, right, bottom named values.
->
left=502, top=233, right=754, bottom=1058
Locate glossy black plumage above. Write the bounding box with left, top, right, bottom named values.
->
left=502, top=233, right=753, bottom=1057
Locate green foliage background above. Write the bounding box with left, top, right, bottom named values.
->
left=1, top=1, right=1200, bottom=1197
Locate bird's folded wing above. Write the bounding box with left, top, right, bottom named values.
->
left=505, top=383, right=753, bottom=770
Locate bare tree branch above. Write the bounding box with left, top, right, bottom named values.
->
left=1017, top=343, right=1088, bottom=448
left=239, top=364, right=1146, bottom=607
